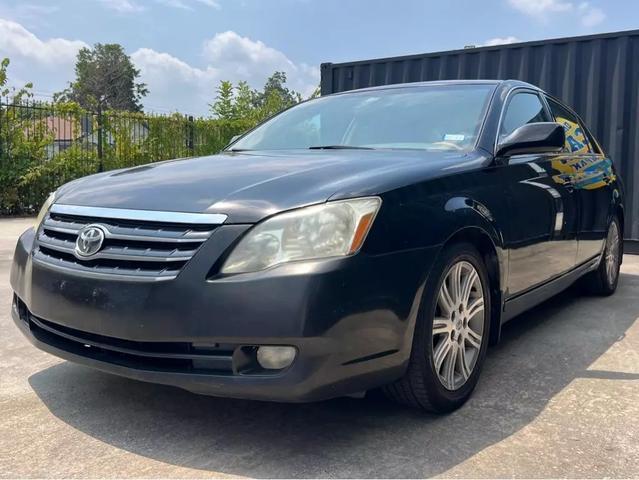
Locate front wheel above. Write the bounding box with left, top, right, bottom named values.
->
left=384, top=242, right=491, bottom=413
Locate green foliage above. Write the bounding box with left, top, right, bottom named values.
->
left=210, top=71, right=307, bottom=123
left=54, top=44, right=148, bottom=112
left=17, top=145, right=100, bottom=211
left=0, top=58, right=49, bottom=212
left=0, top=56, right=249, bottom=215
left=1, top=59, right=316, bottom=216
left=1, top=58, right=34, bottom=102
left=1, top=106, right=250, bottom=214
left=0, top=58, right=7, bottom=93
left=211, top=81, right=236, bottom=120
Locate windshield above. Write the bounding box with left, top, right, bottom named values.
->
left=229, top=84, right=495, bottom=152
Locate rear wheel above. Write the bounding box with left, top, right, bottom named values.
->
left=384, top=242, right=490, bottom=413
left=581, top=216, right=622, bottom=296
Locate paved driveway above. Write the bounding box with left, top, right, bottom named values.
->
left=1, top=217, right=638, bottom=478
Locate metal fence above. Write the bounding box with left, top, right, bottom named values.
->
left=0, top=99, right=251, bottom=215
left=321, top=29, right=639, bottom=240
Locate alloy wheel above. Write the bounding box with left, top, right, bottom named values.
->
left=605, top=221, right=620, bottom=286
left=432, top=260, right=485, bottom=391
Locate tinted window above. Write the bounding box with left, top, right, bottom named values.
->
left=500, top=92, right=549, bottom=138
left=546, top=97, right=593, bottom=154
left=231, top=84, right=495, bottom=153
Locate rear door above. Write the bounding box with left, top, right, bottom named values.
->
left=498, top=90, right=580, bottom=296
left=545, top=96, right=615, bottom=264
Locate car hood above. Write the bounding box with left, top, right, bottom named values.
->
left=56, top=149, right=486, bottom=223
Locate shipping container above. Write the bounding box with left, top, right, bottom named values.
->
left=321, top=29, right=639, bottom=242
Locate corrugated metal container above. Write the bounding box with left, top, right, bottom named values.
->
left=321, top=29, right=639, bottom=241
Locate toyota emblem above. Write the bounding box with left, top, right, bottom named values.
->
left=75, top=225, right=106, bottom=257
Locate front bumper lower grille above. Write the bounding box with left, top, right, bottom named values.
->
left=14, top=295, right=236, bottom=375
left=33, top=205, right=226, bottom=281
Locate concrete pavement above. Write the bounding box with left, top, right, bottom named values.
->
left=1, top=217, right=638, bottom=478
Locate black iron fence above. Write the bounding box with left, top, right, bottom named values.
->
left=0, top=99, right=254, bottom=215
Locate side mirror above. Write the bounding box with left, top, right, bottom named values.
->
left=496, top=122, right=565, bottom=158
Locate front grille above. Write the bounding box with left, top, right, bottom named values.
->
left=33, top=205, right=225, bottom=281
left=13, top=295, right=275, bottom=377
left=21, top=307, right=236, bottom=375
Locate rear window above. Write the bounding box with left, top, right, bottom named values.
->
left=546, top=97, right=594, bottom=154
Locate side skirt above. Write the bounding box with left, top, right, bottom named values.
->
left=502, top=255, right=601, bottom=323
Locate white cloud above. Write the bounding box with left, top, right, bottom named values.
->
left=133, top=31, right=319, bottom=115
left=98, top=0, right=145, bottom=13
left=193, top=0, right=221, bottom=8
left=100, top=0, right=220, bottom=12
left=579, top=3, right=605, bottom=26
left=483, top=36, right=521, bottom=46
left=0, top=18, right=318, bottom=115
left=0, top=18, right=87, bottom=66
left=508, top=0, right=572, bottom=16
left=157, top=0, right=221, bottom=9
left=507, top=0, right=605, bottom=26
left=131, top=48, right=219, bottom=112
left=202, top=31, right=318, bottom=94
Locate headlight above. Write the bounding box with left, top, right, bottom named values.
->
left=34, top=192, right=56, bottom=231
left=221, top=197, right=382, bottom=274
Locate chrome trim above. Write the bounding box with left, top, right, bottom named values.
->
left=50, top=204, right=227, bottom=225
left=43, top=218, right=210, bottom=243
left=38, top=233, right=194, bottom=262
left=32, top=254, right=177, bottom=282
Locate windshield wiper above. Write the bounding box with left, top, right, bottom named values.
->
left=308, top=145, right=374, bottom=150
left=225, top=148, right=253, bottom=152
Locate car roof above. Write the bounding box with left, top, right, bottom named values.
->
left=329, top=79, right=542, bottom=95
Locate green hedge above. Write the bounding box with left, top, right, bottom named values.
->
left=0, top=102, right=255, bottom=215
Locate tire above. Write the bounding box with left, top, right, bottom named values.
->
left=384, top=242, right=491, bottom=413
left=581, top=216, right=622, bottom=296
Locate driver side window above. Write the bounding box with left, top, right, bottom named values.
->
left=500, top=92, right=550, bottom=139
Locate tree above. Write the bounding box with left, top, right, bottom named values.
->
left=1, top=58, right=33, bottom=101
left=210, top=71, right=305, bottom=123
left=234, top=81, right=259, bottom=120
left=210, top=81, right=235, bottom=119
left=257, top=71, right=302, bottom=118
left=0, top=58, right=7, bottom=95
left=55, top=44, right=148, bottom=111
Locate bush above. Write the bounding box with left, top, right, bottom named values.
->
left=0, top=102, right=255, bottom=215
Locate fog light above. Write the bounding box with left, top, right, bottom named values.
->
left=256, top=346, right=296, bottom=370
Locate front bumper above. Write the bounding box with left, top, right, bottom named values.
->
left=11, top=226, right=437, bottom=402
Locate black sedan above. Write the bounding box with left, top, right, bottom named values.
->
left=10, top=80, right=623, bottom=412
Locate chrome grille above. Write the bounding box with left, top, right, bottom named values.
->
left=33, top=205, right=226, bottom=281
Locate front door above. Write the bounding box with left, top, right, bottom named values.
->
left=497, top=91, right=580, bottom=297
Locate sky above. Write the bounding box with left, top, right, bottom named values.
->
left=0, top=0, right=636, bottom=116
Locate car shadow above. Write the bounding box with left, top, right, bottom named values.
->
left=28, top=272, right=639, bottom=478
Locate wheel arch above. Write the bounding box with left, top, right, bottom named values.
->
left=441, top=226, right=505, bottom=346
left=612, top=198, right=624, bottom=261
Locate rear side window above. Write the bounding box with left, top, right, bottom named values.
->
left=500, top=92, right=550, bottom=139
left=546, top=97, right=593, bottom=154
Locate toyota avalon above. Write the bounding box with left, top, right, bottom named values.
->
left=10, top=80, right=623, bottom=412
